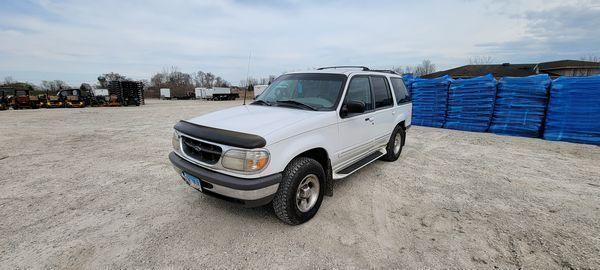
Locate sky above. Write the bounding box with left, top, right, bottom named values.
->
left=0, top=0, right=599, bottom=86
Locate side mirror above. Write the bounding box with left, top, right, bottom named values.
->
left=341, top=100, right=365, bottom=117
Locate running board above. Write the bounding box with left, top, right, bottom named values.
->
left=334, top=151, right=384, bottom=179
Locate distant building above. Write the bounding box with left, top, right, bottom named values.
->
left=422, top=60, right=600, bottom=79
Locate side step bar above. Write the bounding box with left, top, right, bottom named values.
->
left=334, top=150, right=384, bottom=179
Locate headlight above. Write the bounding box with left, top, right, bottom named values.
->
left=221, top=149, right=269, bottom=172
left=172, top=131, right=181, bottom=152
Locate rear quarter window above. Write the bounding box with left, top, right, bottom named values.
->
left=390, top=77, right=411, bottom=104
left=370, top=76, right=393, bottom=108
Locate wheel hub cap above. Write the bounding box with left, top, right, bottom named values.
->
left=393, top=133, right=402, bottom=155
left=296, top=174, right=320, bottom=213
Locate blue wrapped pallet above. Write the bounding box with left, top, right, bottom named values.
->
left=444, top=74, right=497, bottom=132
left=543, top=76, right=600, bottom=145
left=489, top=74, right=551, bottom=138
left=410, top=75, right=451, bottom=128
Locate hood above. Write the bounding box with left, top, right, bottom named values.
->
left=186, top=105, right=331, bottom=140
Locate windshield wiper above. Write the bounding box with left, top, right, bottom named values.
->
left=275, top=100, right=318, bottom=111
left=250, top=100, right=272, bottom=106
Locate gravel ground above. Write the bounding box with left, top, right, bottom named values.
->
left=1, top=100, right=599, bottom=269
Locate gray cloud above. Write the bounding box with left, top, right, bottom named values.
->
left=476, top=3, right=600, bottom=62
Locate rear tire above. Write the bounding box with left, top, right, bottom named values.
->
left=273, top=157, right=325, bottom=225
left=381, top=125, right=405, bottom=162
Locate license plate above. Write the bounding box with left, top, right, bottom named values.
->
left=182, top=172, right=203, bottom=191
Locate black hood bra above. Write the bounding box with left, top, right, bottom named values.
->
left=174, top=120, right=267, bottom=149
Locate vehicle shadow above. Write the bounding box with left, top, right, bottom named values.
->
left=189, top=194, right=281, bottom=224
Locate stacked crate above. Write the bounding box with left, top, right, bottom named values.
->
left=121, top=81, right=144, bottom=106
left=410, top=75, right=452, bottom=128
left=544, top=76, right=600, bottom=145
left=489, top=75, right=550, bottom=138
left=444, top=74, right=497, bottom=132
left=107, top=80, right=144, bottom=106
left=108, top=81, right=124, bottom=105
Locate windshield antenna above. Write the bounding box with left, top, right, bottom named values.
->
left=243, top=51, right=251, bottom=105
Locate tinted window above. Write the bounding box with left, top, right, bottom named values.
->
left=371, top=76, right=392, bottom=108
left=344, top=76, right=373, bottom=111
left=390, top=78, right=410, bottom=104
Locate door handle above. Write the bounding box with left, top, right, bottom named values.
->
left=365, top=117, right=374, bottom=124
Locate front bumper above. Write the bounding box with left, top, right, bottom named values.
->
left=169, top=152, right=281, bottom=207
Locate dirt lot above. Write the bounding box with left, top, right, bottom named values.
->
left=1, top=100, right=599, bottom=269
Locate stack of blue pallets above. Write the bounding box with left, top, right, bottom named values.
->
left=410, top=75, right=451, bottom=128
left=444, top=74, right=497, bottom=132
left=543, top=76, right=600, bottom=145
left=489, top=75, right=550, bottom=138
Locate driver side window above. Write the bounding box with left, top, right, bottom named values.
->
left=344, top=76, right=373, bottom=112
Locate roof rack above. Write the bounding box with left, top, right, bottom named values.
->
left=316, top=66, right=400, bottom=75
left=317, top=66, right=370, bottom=71
left=370, top=69, right=399, bottom=75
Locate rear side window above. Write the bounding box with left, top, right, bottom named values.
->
left=390, top=77, right=411, bottom=104
left=345, top=76, right=373, bottom=111
left=370, top=76, right=393, bottom=108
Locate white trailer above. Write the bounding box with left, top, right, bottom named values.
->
left=213, top=87, right=230, bottom=95
left=197, top=88, right=213, bottom=99
left=254, top=85, right=268, bottom=98
left=160, top=88, right=171, bottom=100
left=195, top=88, right=214, bottom=99
left=212, top=87, right=239, bottom=100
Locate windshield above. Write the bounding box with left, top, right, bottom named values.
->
left=254, top=73, right=346, bottom=111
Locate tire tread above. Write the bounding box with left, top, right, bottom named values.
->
left=273, top=157, right=322, bottom=225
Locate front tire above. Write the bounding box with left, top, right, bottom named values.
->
left=381, top=125, right=405, bottom=162
left=273, top=157, right=325, bottom=225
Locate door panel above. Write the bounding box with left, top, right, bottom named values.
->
left=336, top=76, right=379, bottom=167
left=338, top=111, right=377, bottom=161
left=370, top=76, right=396, bottom=141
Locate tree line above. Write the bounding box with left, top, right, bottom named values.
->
left=393, top=59, right=437, bottom=77
left=3, top=56, right=598, bottom=95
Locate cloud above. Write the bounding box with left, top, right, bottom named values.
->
left=475, top=1, right=600, bottom=62
left=0, top=0, right=598, bottom=85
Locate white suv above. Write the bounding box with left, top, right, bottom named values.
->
left=170, top=66, right=412, bottom=225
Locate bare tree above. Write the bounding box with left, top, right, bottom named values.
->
left=469, top=56, right=494, bottom=65
left=3, top=76, right=15, bottom=85
left=413, top=60, right=437, bottom=77
left=104, top=72, right=127, bottom=81
left=205, top=73, right=216, bottom=88
left=193, top=71, right=220, bottom=88
left=139, top=79, right=150, bottom=90
left=97, top=72, right=128, bottom=87
left=41, top=80, right=70, bottom=92
left=214, top=76, right=229, bottom=87
left=150, top=72, right=166, bottom=87
left=193, top=71, right=206, bottom=87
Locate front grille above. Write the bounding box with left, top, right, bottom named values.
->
left=181, top=136, right=222, bottom=165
